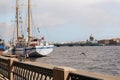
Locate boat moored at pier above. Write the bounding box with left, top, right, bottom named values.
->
left=3, top=0, right=54, bottom=57
left=0, top=39, right=6, bottom=51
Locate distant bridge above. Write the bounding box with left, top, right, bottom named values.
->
left=54, top=42, right=100, bottom=47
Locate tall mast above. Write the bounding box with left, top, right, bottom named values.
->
left=28, top=0, right=30, bottom=42
left=16, top=0, right=19, bottom=40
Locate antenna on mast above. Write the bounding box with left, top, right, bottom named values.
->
left=16, top=0, right=19, bottom=40
left=28, top=0, right=30, bottom=42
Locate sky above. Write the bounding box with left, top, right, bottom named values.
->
left=0, top=0, right=120, bottom=42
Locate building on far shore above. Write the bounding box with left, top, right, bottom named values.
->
left=85, top=34, right=99, bottom=46
left=98, top=39, right=109, bottom=46
left=54, top=35, right=120, bottom=47
left=98, top=38, right=120, bottom=46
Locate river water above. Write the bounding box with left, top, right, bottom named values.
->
left=31, top=46, right=120, bottom=77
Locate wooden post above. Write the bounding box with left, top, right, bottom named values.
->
left=53, top=67, right=75, bottom=80
left=8, top=59, right=13, bottom=80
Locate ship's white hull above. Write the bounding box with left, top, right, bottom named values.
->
left=15, top=45, right=54, bottom=57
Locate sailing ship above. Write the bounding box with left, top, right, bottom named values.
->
left=14, top=0, right=54, bottom=57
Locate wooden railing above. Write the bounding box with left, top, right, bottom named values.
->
left=0, top=57, right=9, bottom=80
left=12, top=61, right=53, bottom=80
left=68, top=72, right=102, bottom=80
left=0, top=56, right=120, bottom=80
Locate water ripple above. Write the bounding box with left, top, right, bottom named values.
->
left=35, top=46, right=120, bottom=77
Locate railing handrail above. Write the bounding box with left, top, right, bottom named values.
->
left=69, top=69, right=120, bottom=80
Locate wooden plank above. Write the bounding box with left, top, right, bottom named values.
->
left=1, top=54, right=18, bottom=58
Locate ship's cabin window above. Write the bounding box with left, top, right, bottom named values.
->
left=32, top=39, right=38, bottom=41
left=16, top=42, right=25, bottom=48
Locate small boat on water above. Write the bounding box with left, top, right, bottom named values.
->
left=0, top=39, right=6, bottom=51
left=4, top=0, right=54, bottom=57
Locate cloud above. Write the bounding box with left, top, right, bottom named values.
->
left=0, top=23, right=15, bottom=41
left=1, top=0, right=120, bottom=41
left=1, top=0, right=119, bottom=28
left=29, top=0, right=120, bottom=29
left=0, top=1, right=14, bottom=14
left=34, top=0, right=106, bottom=6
